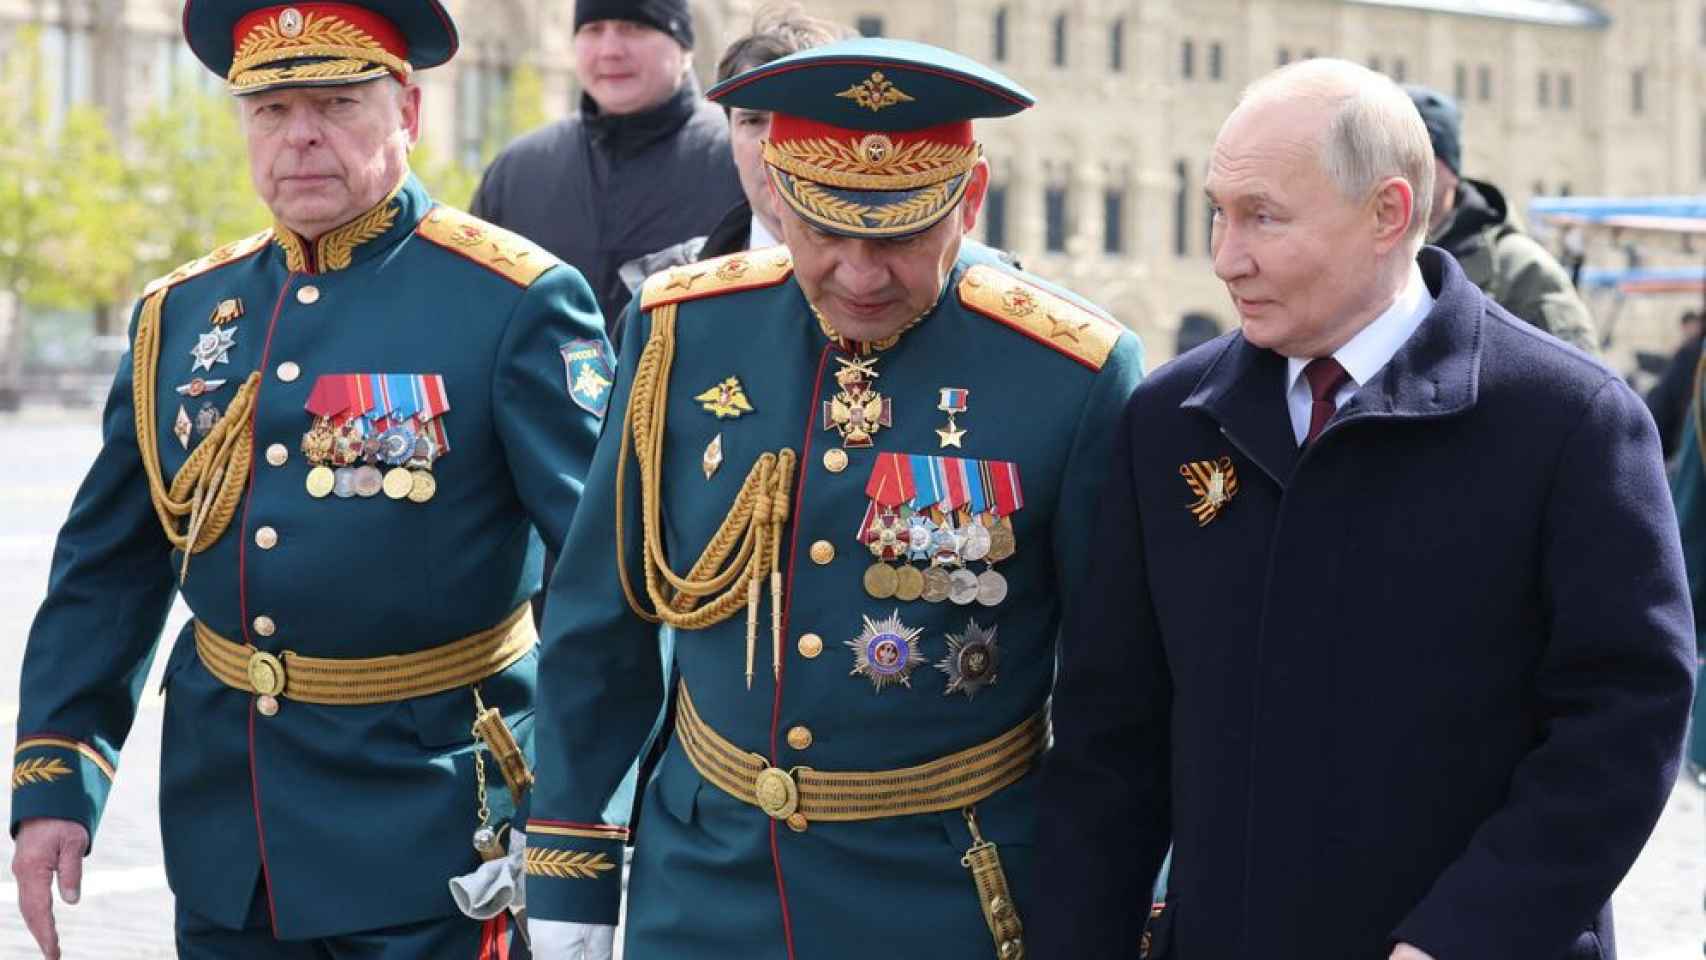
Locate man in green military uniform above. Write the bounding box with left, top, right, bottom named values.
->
left=9, top=3, right=606, bottom=957
left=522, top=38, right=1143, bottom=959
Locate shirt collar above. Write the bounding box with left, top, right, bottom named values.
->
left=1286, top=261, right=1434, bottom=394
left=749, top=214, right=778, bottom=250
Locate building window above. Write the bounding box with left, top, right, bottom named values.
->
left=993, top=7, right=1008, bottom=62
left=1560, top=73, right=1574, bottom=110
left=458, top=59, right=514, bottom=168
left=1369, top=55, right=1383, bottom=74
left=1392, top=58, right=1407, bottom=82
left=1208, top=42, right=1223, bottom=81
left=1174, top=160, right=1191, bottom=258
left=1701, top=112, right=1706, bottom=180
left=1454, top=62, right=1468, bottom=100
left=1277, top=47, right=1291, bottom=66
left=985, top=185, right=1008, bottom=249
left=1632, top=68, right=1646, bottom=114
left=38, top=15, right=95, bottom=126
left=1302, top=48, right=1318, bottom=59
left=855, top=16, right=884, bottom=37
left=1110, top=18, right=1125, bottom=73
left=1538, top=71, right=1550, bottom=108
left=1052, top=13, right=1068, bottom=68
left=1532, top=180, right=1546, bottom=197
left=1181, top=39, right=1195, bottom=80
left=1045, top=186, right=1069, bottom=253
left=1104, top=187, right=1126, bottom=254
left=1477, top=64, right=1492, bottom=102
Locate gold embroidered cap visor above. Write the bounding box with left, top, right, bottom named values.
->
left=708, top=37, right=1034, bottom=239
left=181, top=1, right=460, bottom=96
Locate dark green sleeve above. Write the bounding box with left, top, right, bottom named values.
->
left=1495, top=232, right=1599, bottom=355
left=526, top=297, right=664, bottom=924
left=11, top=300, right=177, bottom=843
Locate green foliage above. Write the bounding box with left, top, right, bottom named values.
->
left=412, top=136, right=483, bottom=210
left=128, top=72, right=270, bottom=280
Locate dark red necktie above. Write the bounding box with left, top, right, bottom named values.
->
left=1302, top=357, right=1351, bottom=447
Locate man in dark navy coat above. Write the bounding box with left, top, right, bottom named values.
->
left=1034, top=59, right=1695, bottom=960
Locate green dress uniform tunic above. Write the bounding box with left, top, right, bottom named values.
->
left=524, top=239, right=1142, bottom=958
left=9, top=173, right=608, bottom=940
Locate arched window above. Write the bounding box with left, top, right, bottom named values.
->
left=994, top=7, right=1009, bottom=63
left=1110, top=18, right=1125, bottom=73
left=1052, top=12, right=1069, bottom=68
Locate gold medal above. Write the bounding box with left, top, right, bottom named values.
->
left=407, top=470, right=437, bottom=503
left=921, top=566, right=952, bottom=603
left=893, top=564, right=925, bottom=602
left=382, top=467, right=414, bottom=499
left=863, top=562, right=899, bottom=599
left=305, top=465, right=336, bottom=499
left=986, top=517, right=1017, bottom=562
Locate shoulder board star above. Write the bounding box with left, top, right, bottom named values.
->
left=416, top=205, right=560, bottom=288
left=142, top=230, right=274, bottom=298
left=957, top=265, right=1124, bottom=372
left=640, top=246, right=795, bottom=312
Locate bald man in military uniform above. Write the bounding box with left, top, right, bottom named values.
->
left=521, top=38, right=1144, bottom=960
left=9, top=3, right=607, bottom=957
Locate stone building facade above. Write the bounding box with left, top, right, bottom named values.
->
left=3, top=0, right=1703, bottom=364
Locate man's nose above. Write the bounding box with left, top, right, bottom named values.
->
left=281, top=106, right=321, bottom=149
left=1211, top=224, right=1252, bottom=283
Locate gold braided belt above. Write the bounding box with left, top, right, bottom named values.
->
left=193, top=605, right=535, bottom=709
left=674, top=683, right=1046, bottom=830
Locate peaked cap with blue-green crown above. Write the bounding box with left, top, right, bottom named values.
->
left=706, top=37, right=1035, bottom=239
left=182, top=1, right=459, bottom=96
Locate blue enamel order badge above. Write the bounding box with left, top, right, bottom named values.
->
left=561, top=339, right=615, bottom=418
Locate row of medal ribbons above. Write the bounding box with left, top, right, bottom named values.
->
left=299, top=373, right=451, bottom=502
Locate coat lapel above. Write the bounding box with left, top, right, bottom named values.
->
left=1179, top=249, right=1485, bottom=487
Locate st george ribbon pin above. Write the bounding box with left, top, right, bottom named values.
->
left=1180, top=457, right=1238, bottom=526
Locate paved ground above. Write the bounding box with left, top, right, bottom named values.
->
left=0, top=406, right=1702, bottom=958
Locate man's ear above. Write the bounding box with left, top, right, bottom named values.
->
left=399, top=81, right=423, bottom=146
left=1370, top=175, right=1414, bottom=255
left=959, top=160, right=991, bottom=233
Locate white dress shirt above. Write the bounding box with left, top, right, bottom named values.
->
left=749, top=215, right=778, bottom=250
left=1284, top=263, right=1435, bottom=445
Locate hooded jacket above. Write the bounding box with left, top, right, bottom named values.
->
left=1431, top=178, right=1598, bottom=354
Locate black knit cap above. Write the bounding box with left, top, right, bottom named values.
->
left=1404, top=84, right=1462, bottom=176
left=576, top=0, right=695, bottom=48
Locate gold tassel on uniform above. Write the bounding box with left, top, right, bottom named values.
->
left=615, top=301, right=798, bottom=688
left=132, top=288, right=260, bottom=582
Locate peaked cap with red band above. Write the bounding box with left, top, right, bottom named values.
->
left=707, top=37, right=1035, bottom=239
left=183, top=1, right=458, bottom=96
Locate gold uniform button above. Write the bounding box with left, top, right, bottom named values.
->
left=296, top=285, right=320, bottom=305
left=823, top=448, right=849, bottom=474
left=798, top=633, right=823, bottom=658
left=255, top=526, right=279, bottom=550
left=252, top=615, right=276, bottom=638
left=787, top=725, right=813, bottom=750
left=277, top=361, right=301, bottom=383
left=266, top=443, right=289, bottom=467
left=809, top=540, right=835, bottom=565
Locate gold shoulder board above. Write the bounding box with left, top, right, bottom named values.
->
left=957, top=264, right=1123, bottom=372
left=640, top=246, right=795, bottom=312
left=416, top=206, right=560, bottom=288
left=141, top=230, right=274, bottom=298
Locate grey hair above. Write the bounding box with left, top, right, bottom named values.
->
left=1241, top=58, right=1435, bottom=253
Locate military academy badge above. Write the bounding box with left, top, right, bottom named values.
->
left=847, top=611, right=926, bottom=692
left=560, top=339, right=614, bottom=418
left=1181, top=456, right=1238, bottom=526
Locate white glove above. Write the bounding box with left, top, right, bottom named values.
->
left=448, top=828, right=527, bottom=920
left=529, top=920, right=617, bottom=959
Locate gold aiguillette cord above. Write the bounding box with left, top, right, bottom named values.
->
left=614, top=301, right=797, bottom=691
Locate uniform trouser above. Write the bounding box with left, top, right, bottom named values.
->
left=175, top=881, right=530, bottom=960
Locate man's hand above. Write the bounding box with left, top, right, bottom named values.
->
left=11, top=818, right=89, bottom=960
left=529, top=920, right=616, bottom=959
left=1391, top=944, right=1436, bottom=960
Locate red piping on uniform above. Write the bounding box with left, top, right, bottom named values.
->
left=765, top=340, right=836, bottom=960
left=239, top=273, right=295, bottom=935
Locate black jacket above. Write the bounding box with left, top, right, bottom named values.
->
left=471, top=81, right=743, bottom=333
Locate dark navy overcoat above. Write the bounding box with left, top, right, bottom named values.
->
left=1034, top=248, right=1695, bottom=960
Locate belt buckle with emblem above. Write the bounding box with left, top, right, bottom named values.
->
left=1180, top=456, right=1238, bottom=526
